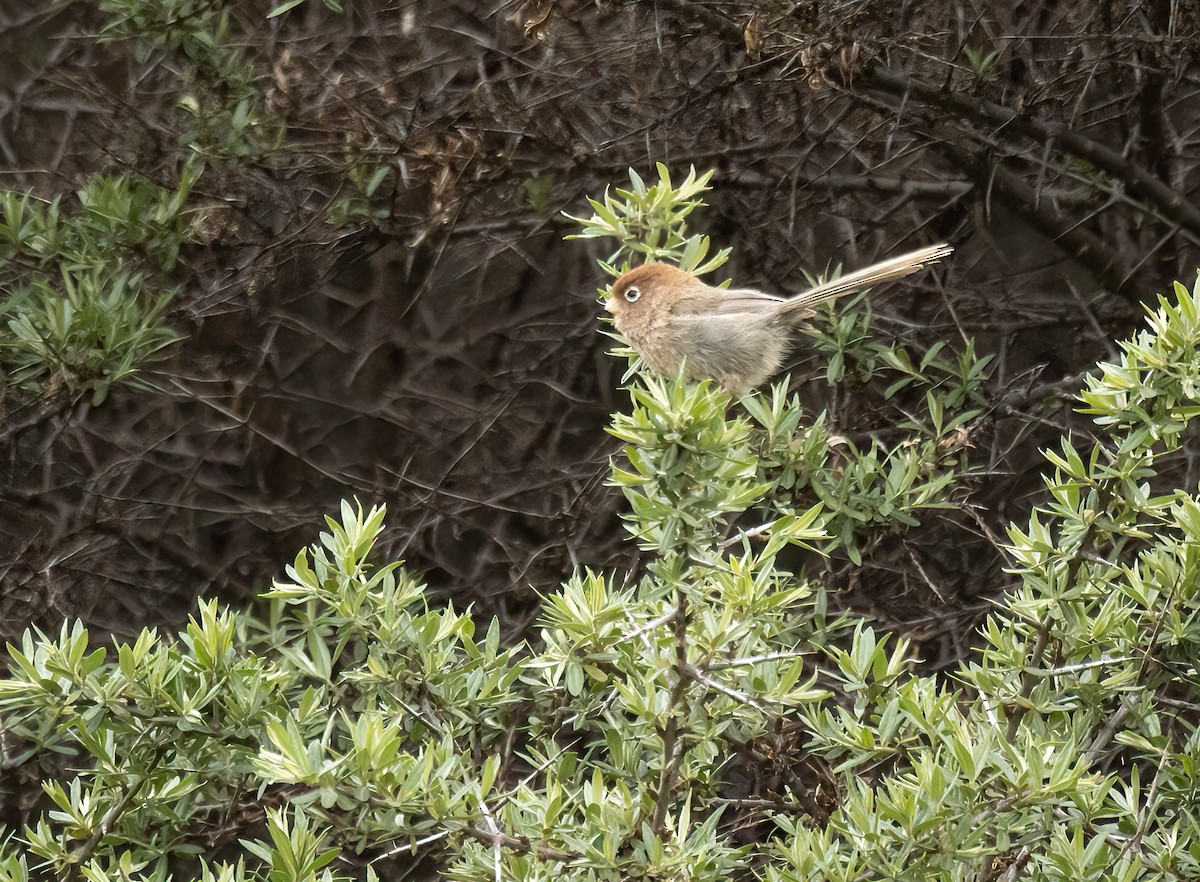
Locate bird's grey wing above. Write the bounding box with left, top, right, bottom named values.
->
left=670, top=287, right=784, bottom=317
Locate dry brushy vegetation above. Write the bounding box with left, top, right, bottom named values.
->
left=1, top=0, right=1198, bottom=657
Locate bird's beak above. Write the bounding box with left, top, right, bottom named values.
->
left=604, top=297, right=615, bottom=314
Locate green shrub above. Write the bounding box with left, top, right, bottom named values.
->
left=0, top=166, right=198, bottom=404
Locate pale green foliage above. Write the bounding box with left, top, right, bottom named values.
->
left=609, top=375, right=782, bottom=554
left=0, top=169, right=196, bottom=274
left=766, top=275, right=1200, bottom=881
left=964, top=46, right=1000, bottom=81
left=0, top=167, right=198, bottom=403
left=0, top=486, right=836, bottom=880
left=267, top=0, right=345, bottom=17
left=564, top=163, right=731, bottom=277
left=5, top=268, right=178, bottom=403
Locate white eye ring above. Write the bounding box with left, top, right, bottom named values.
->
left=624, top=286, right=641, bottom=302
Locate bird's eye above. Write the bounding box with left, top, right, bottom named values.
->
left=624, top=286, right=641, bottom=302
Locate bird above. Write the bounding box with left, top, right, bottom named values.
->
left=605, top=243, right=953, bottom=394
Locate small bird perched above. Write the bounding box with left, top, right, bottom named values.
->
left=606, top=243, right=953, bottom=394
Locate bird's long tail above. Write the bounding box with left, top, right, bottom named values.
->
left=774, top=243, right=953, bottom=323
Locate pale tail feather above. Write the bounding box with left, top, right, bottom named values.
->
left=774, top=243, right=953, bottom=323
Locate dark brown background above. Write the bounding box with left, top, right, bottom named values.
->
left=1, top=0, right=1198, bottom=666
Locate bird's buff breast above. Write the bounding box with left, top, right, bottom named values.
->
left=616, top=318, right=685, bottom=377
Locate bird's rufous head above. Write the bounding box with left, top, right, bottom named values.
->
left=606, top=263, right=696, bottom=333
